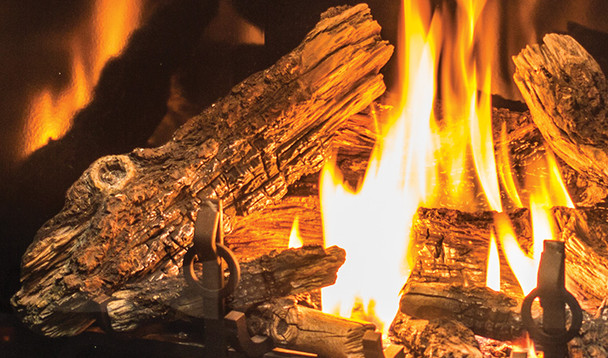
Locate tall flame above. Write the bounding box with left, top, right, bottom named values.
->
left=320, top=0, right=506, bottom=334
left=321, top=0, right=576, bottom=335
left=21, top=0, right=142, bottom=158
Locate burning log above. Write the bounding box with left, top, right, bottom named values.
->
left=11, top=3, right=393, bottom=337
left=105, top=245, right=345, bottom=332
left=394, top=282, right=608, bottom=355
left=248, top=297, right=376, bottom=358
left=513, top=34, right=608, bottom=189
left=407, top=206, right=608, bottom=310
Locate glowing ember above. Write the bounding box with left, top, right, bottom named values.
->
left=288, top=216, right=304, bottom=249
left=21, top=0, right=142, bottom=158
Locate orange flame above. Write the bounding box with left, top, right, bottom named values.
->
left=320, top=0, right=503, bottom=334
left=21, top=0, right=142, bottom=158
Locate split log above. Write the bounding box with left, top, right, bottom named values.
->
left=105, top=245, right=345, bottom=332
left=11, top=3, right=393, bottom=337
left=399, top=282, right=522, bottom=341
left=248, top=297, right=376, bottom=358
left=389, top=311, right=483, bottom=358
left=513, top=34, right=608, bottom=188
left=395, top=282, right=608, bottom=356
left=407, top=206, right=608, bottom=311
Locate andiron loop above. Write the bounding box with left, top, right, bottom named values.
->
left=521, top=240, right=583, bottom=358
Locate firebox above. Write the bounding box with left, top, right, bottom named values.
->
left=2, top=1, right=608, bottom=357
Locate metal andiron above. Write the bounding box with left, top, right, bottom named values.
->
left=521, top=240, right=583, bottom=358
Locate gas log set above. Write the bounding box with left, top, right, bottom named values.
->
left=7, top=2, right=608, bottom=358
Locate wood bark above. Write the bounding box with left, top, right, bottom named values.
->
left=248, top=297, right=376, bottom=358
left=513, top=34, right=608, bottom=188
left=11, top=3, right=393, bottom=337
left=105, top=245, right=344, bottom=332
left=407, top=206, right=608, bottom=311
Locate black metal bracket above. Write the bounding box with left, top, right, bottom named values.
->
left=521, top=240, right=583, bottom=358
left=184, top=199, right=272, bottom=358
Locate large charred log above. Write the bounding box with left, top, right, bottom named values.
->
left=11, top=4, right=392, bottom=337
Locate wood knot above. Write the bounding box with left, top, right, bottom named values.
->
left=91, top=155, right=136, bottom=192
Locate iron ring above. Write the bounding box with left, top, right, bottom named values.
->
left=183, top=243, right=241, bottom=298
left=521, top=288, right=583, bottom=343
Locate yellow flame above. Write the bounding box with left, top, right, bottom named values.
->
left=22, top=0, right=142, bottom=158
left=288, top=216, right=304, bottom=249
left=494, top=213, right=536, bottom=295
left=320, top=0, right=503, bottom=334
left=486, top=231, right=501, bottom=291
left=497, top=122, right=524, bottom=208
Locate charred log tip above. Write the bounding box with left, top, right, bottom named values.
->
left=90, top=155, right=136, bottom=192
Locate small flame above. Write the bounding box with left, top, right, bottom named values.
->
left=486, top=231, right=501, bottom=291
left=288, top=216, right=304, bottom=249
left=497, top=122, right=524, bottom=208
left=21, top=0, right=142, bottom=158
left=494, top=213, right=536, bottom=295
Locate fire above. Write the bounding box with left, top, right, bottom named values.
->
left=288, top=216, right=304, bottom=249
left=486, top=231, right=501, bottom=291
left=21, top=0, right=142, bottom=158
left=320, top=0, right=500, bottom=334
left=494, top=147, right=574, bottom=295
left=494, top=212, right=536, bottom=295
left=320, top=0, right=574, bottom=336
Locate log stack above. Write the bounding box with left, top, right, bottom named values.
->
left=9, top=1, right=608, bottom=356
left=389, top=33, right=608, bottom=357
left=11, top=3, right=392, bottom=344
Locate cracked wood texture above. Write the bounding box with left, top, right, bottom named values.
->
left=513, top=34, right=608, bottom=188
left=389, top=311, right=483, bottom=358
left=11, top=3, right=393, bottom=337
left=105, top=245, right=344, bottom=332
left=399, top=282, right=522, bottom=341
left=392, top=283, right=608, bottom=357
left=407, top=206, right=608, bottom=311
left=248, top=297, right=376, bottom=358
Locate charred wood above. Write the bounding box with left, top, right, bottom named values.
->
left=389, top=311, right=483, bottom=358
left=248, top=297, right=376, bottom=358
left=399, top=282, right=522, bottom=341
left=513, top=34, right=608, bottom=190
left=395, top=282, right=608, bottom=356
left=11, top=3, right=392, bottom=337
left=408, top=206, right=608, bottom=311
left=105, top=245, right=344, bottom=332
